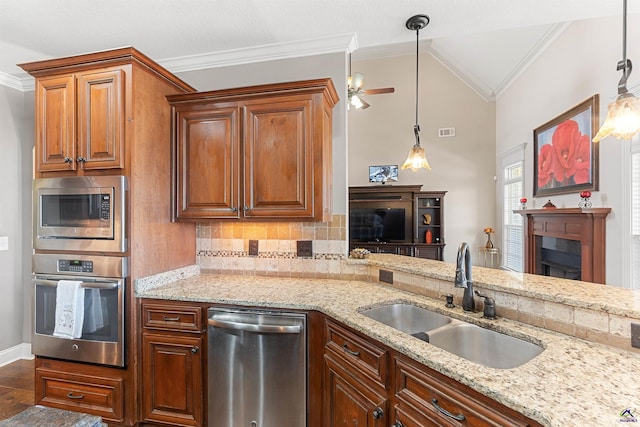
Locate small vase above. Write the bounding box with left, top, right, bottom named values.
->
left=485, top=234, right=494, bottom=249
left=426, top=229, right=433, bottom=244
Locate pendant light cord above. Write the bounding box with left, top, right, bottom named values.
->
left=623, top=0, right=627, bottom=64
left=618, top=0, right=632, bottom=94
left=414, top=25, right=421, bottom=145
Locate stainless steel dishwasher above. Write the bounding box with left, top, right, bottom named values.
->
left=207, top=307, right=307, bottom=427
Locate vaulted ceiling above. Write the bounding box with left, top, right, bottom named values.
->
left=1, top=0, right=637, bottom=99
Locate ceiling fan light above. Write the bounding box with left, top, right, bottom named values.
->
left=401, top=144, right=431, bottom=171
left=593, top=93, right=640, bottom=141
left=349, top=94, right=364, bottom=110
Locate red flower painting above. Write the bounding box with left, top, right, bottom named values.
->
left=534, top=96, right=598, bottom=196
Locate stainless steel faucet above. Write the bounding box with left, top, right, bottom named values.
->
left=454, top=242, right=474, bottom=312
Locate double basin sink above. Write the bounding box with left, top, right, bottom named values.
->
left=359, top=302, right=543, bottom=369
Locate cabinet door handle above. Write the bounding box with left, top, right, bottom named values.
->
left=63, top=157, right=73, bottom=163
left=76, top=157, right=87, bottom=163
left=230, top=207, right=238, bottom=212
left=162, top=316, right=180, bottom=322
left=342, top=344, right=360, bottom=357
left=372, top=407, right=383, bottom=419
left=66, top=392, right=85, bottom=400
left=243, top=206, right=249, bottom=211
left=431, top=397, right=466, bottom=421
left=191, top=345, right=200, bottom=354
left=392, top=422, right=405, bottom=427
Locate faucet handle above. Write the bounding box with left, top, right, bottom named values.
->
left=474, top=291, right=496, bottom=319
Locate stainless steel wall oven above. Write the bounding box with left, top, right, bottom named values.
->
left=33, top=253, right=127, bottom=367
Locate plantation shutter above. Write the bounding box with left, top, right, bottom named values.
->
left=503, top=162, right=524, bottom=272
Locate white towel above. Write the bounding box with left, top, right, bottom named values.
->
left=83, top=289, right=104, bottom=334
left=53, top=280, right=85, bottom=339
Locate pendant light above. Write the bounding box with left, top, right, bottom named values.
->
left=401, top=14, right=432, bottom=171
left=592, top=0, right=640, bottom=142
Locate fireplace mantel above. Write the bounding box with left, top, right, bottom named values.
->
left=516, top=207, right=611, bottom=283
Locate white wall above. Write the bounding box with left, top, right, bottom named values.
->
left=0, top=85, right=33, bottom=355
left=349, top=53, right=497, bottom=263
left=496, top=15, right=640, bottom=287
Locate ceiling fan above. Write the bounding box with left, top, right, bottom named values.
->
left=347, top=57, right=395, bottom=110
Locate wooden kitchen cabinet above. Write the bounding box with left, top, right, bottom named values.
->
left=324, top=355, right=389, bottom=427
left=141, top=301, right=205, bottom=427
left=168, top=79, right=338, bottom=222
left=323, top=317, right=542, bottom=427
left=33, top=68, right=124, bottom=173
left=34, top=357, right=125, bottom=424
left=323, top=319, right=390, bottom=426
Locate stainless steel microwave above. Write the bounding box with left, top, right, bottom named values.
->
left=33, top=176, right=127, bottom=253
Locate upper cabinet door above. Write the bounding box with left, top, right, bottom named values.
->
left=174, top=107, right=241, bottom=220
left=167, top=78, right=337, bottom=222
left=35, top=74, right=77, bottom=172
left=77, top=69, right=125, bottom=170
left=243, top=97, right=313, bottom=219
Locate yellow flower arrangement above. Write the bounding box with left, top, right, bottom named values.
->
left=483, top=227, right=495, bottom=235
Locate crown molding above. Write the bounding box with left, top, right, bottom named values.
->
left=0, top=71, right=33, bottom=92
left=159, top=33, right=357, bottom=73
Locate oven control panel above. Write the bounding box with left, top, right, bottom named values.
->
left=58, top=259, right=94, bottom=273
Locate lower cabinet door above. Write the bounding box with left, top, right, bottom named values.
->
left=142, top=333, right=203, bottom=427
left=324, top=355, right=388, bottom=427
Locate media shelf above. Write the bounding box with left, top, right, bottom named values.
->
left=348, top=186, right=446, bottom=261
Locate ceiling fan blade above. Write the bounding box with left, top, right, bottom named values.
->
left=363, top=87, right=395, bottom=95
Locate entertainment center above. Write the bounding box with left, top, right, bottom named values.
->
left=348, top=185, right=446, bottom=260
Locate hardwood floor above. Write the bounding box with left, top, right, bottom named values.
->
left=0, top=359, right=34, bottom=420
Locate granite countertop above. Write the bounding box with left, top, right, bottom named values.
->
left=136, top=259, right=640, bottom=427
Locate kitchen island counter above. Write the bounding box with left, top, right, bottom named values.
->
left=136, top=256, right=640, bottom=427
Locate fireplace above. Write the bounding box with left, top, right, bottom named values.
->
left=517, top=208, right=611, bottom=284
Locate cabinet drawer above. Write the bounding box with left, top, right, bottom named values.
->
left=325, top=320, right=388, bottom=387
left=35, top=367, right=124, bottom=422
left=142, top=302, right=203, bottom=332
left=394, top=357, right=533, bottom=427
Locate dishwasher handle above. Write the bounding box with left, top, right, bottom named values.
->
left=208, top=316, right=302, bottom=334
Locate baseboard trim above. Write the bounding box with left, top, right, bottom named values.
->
left=0, top=343, right=33, bottom=367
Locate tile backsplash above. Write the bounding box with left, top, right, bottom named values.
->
left=195, top=215, right=366, bottom=279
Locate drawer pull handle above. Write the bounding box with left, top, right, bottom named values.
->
left=162, top=316, right=180, bottom=322
left=66, top=392, right=85, bottom=400
left=191, top=346, right=200, bottom=354
left=392, top=422, right=405, bottom=427
left=431, top=397, right=466, bottom=421
left=342, top=344, right=360, bottom=357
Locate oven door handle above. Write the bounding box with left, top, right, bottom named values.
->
left=33, top=278, right=119, bottom=290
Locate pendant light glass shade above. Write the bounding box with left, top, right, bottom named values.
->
left=593, top=0, right=640, bottom=142
left=401, top=143, right=431, bottom=171
left=402, top=14, right=431, bottom=171
left=593, top=93, right=640, bottom=142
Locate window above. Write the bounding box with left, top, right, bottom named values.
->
left=503, top=161, right=524, bottom=271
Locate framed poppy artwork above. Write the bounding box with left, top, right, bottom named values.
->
left=533, top=95, right=599, bottom=197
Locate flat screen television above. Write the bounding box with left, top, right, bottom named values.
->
left=349, top=207, right=406, bottom=242
left=369, top=165, right=398, bottom=183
